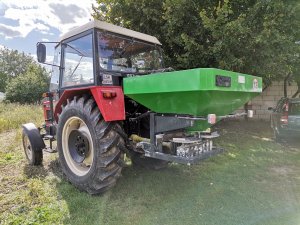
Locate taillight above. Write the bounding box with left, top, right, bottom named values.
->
left=102, top=91, right=117, bottom=99
left=280, top=114, right=288, bottom=124
left=43, top=100, right=51, bottom=125
left=280, top=103, right=289, bottom=125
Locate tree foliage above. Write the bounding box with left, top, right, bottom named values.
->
left=5, top=64, right=49, bottom=104
left=0, top=47, right=49, bottom=103
left=0, top=47, right=34, bottom=92
left=93, top=0, right=300, bottom=87
left=200, top=0, right=300, bottom=84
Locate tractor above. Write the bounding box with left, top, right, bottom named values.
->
left=22, top=20, right=262, bottom=194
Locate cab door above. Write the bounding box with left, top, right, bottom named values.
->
left=49, top=44, right=62, bottom=105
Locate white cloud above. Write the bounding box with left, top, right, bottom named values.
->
left=0, top=0, right=94, bottom=39
left=0, top=24, right=21, bottom=38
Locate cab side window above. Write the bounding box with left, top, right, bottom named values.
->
left=62, top=34, right=94, bottom=87
left=49, top=46, right=61, bottom=92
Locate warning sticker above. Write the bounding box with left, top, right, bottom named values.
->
left=253, top=78, right=258, bottom=90
left=238, top=75, right=245, bottom=84
left=102, top=74, right=113, bottom=85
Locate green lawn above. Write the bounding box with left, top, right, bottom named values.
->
left=0, top=103, right=300, bottom=225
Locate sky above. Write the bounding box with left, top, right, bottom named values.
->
left=0, top=0, right=95, bottom=57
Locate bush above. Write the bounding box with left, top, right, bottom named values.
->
left=5, top=65, right=49, bottom=104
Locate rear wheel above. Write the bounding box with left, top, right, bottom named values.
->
left=57, top=96, right=125, bottom=194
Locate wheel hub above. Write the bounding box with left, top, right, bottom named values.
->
left=23, top=135, right=32, bottom=160
left=68, top=130, right=90, bottom=163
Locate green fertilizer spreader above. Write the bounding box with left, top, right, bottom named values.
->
left=124, top=68, right=262, bottom=130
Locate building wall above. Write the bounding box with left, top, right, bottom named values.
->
left=235, top=81, right=298, bottom=120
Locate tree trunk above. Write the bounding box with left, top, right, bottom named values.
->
left=292, top=90, right=300, bottom=98
left=263, top=78, right=272, bottom=91
left=284, top=73, right=292, bottom=97
left=292, top=80, right=300, bottom=98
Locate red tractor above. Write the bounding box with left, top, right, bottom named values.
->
left=22, top=20, right=261, bottom=194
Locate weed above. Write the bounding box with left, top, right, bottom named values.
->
left=0, top=103, right=43, bottom=133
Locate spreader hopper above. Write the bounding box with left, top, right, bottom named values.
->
left=124, top=68, right=262, bottom=130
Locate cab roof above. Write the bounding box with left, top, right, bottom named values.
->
left=59, top=20, right=162, bottom=45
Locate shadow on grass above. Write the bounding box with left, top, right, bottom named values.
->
left=48, top=157, right=64, bottom=177
left=31, top=120, right=300, bottom=225
left=48, top=160, right=198, bottom=225
left=23, top=164, right=49, bottom=179
left=277, top=136, right=300, bottom=149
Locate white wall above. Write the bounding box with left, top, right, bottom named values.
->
left=236, top=81, right=298, bottom=120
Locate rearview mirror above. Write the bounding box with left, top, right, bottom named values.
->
left=37, top=43, right=46, bottom=63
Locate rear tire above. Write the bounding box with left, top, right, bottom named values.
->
left=57, top=96, right=125, bottom=194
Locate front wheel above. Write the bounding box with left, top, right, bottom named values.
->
left=22, top=131, right=43, bottom=165
left=57, top=96, right=125, bottom=194
left=21, top=123, right=45, bottom=166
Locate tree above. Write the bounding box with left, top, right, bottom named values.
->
left=0, top=72, right=7, bottom=93
left=0, top=47, right=36, bottom=92
left=92, top=0, right=216, bottom=68
left=0, top=47, right=49, bottom=103
left=5, top=64, right=49, bottom=104
left=200, top=0, right=300, bottom=86
left=93, top=0, right=300, bottom=90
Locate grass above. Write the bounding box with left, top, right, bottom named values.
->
left=0, top=102, right=300, bottom=225
left=0, top=103, right=43, bottom=133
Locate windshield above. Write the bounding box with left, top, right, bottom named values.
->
left=97, top=31, right=162, bottom=73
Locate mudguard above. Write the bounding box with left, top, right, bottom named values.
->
left=90, top=86, right=125, bottom=121
left=54, top=86, right=125, bottom=122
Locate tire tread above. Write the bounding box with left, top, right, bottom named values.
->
left=57, top=96, right=125, bottom=194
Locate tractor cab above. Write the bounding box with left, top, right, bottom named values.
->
left=36, top=20, right=167, bottom=149
left=38, top=20, right=163, bottom=93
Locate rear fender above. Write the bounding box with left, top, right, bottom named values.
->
left=54, top=86, right=125, bottom=122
